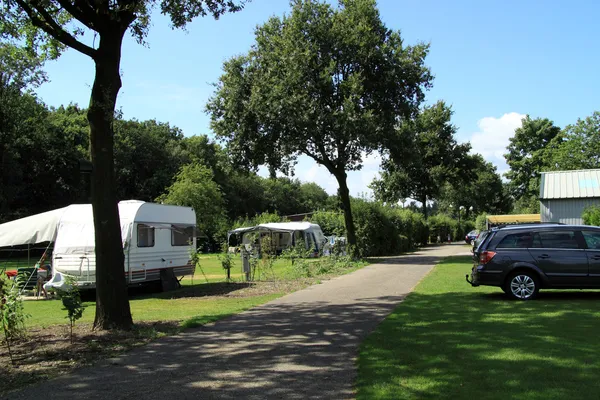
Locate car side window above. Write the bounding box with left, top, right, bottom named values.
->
left=537, top=230, right=580, bottom=249
left=497, top=232, right=534, bottom=249
left=531, top=232, right=543, bottom=248
left=583, top=231, right=600, bottom=250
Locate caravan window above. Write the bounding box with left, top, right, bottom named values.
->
left=172, top=225, right=195, bottom=246
left=137, top=224, right=155, bottom=247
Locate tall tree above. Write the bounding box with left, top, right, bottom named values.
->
left=371, top=101, right=470, bottom=218
left=545, top=112, right=600, bottom=171
left=114, top=119, right=185, bottom=201
left=2, top=0, right=244, bottom=330
left=437, top=154, right=512, bottom=216
left=157, top=164, right=226, bottom=243
left=207, top=0, right=432, bottom=252
left=504, top=116, right=561, bottom=212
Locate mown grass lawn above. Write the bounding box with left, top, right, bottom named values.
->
left=357, top=255, right=600, bottom=400
left=21, top=253, right=366, bottom=328
left=23, top=291, right=281, bottom=329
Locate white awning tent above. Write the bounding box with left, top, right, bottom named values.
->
left=228, top=222, right=327, bottom=253
left=0, top=207, right=67, bottom=247
left=229, top=222, right=319, bottom=235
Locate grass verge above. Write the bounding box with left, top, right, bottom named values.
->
left=357, top=255, right=600, bottom=400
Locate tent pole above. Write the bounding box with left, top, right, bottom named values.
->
left=28, top=244, right=30, bottom=265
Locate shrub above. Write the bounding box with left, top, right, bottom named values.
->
left=352, top=199, right=403, bottom=258
left=231, top=212, right=282, bottom=230
left=59, top=278, right=84, bottom=344
left=475, top=213, right=488, bottom=231
left=310, top=211, right=345, bottom=237
left=428, top=214, right=458, bottom=243
left=1, top=274, right=29, bottom=365
left=583, top=205, right=600, bottom=226
left=386, top=208, right=428, bottom=248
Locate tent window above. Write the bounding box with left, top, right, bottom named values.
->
left=137, top=224, right=155, bottom=247
left=172, top=225, right=194, bottom=246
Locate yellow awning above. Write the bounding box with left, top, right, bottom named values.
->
left=486, top=214, right=541, bottom=225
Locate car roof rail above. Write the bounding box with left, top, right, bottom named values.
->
left=494, top=222, right=564, bottom=229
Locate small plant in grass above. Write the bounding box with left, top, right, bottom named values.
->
left=281, top=240, right=313, bottom=278
left=189, top=247, right=209, bottom=283
left=59, top=278, right=85, bottom=344
left=0, top=274, right=29, bottom=365
left=259, top=236, right=277, bottom=281
left=218, top=242, right=234, bottom=281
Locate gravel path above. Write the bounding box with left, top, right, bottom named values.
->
left=6, top=244, right=465, bottom=400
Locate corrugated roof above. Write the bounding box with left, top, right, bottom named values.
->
left=540, top=169, right=600, bottom=199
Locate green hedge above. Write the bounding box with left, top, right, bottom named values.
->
left=428, top=214, right=475, bottom=243
left=310, top=211, right=345, bottom=236
left=583, top=205, right=600, bottom=226
left=475, top=213, right=488, bottom=231
left=311, top=202, right=427, bottom=258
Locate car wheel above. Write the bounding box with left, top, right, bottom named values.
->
left=505, top=271, right=539, bottom=300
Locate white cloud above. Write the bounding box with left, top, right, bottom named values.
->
left=469, top=112, right=525, bottom=175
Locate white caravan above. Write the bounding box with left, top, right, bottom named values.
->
left=228, top=222, right=327, bottom=256
left=0, top=200, right=196, bottom=288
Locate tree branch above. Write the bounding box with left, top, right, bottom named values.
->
left=54, top=0, right=101, bottom=32
left=15, top=0, right=98, bottom=59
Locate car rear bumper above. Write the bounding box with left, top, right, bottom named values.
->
left=466, top=265, right=504, bottom=287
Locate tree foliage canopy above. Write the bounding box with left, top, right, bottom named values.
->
left=207, top=0, right=432, bottom=248
left=504, top=116, right=561, bottom=198
left=546, top=112, right=600, bottom=171
left=371, top=101, right=470, bottom=215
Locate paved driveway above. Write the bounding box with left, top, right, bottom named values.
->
left=6, top=244, right=465, bottom=400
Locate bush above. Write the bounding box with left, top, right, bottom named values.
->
left=583, top=205, right=600, bottom=226
left=352, top=200, right=403, bottom=258
left=458, top=220, right=476, bottom=240
left=312, top=202, right=427, bottom=257
left=475, top=213, right=488, bottom=231
left=386, top=208, right=428, bottom=248
left=231, top=212, right=282, bottom=230
left=428, top=214, right=458, bottom=243
left=310, top=211, right=345, bottom=237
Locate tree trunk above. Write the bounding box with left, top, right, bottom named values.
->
left=333, top=170, right=357, bottom=256
left=421, top=194, right=428, bottom=219
left=88, top=31, right=133, bottom=331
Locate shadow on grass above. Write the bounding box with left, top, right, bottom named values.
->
left=358, top=289, right=600, bottom=400
left=5, top=294, right=414, bottom=400
left=78, top=282, right=253, bottom=302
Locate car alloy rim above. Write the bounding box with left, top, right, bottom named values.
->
left=510, top=275, right=535, bottom=299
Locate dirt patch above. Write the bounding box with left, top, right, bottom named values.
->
left=0, top=321, right=179, bottom=396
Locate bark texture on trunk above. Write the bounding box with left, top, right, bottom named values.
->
left=88, top=30, right=133, bottom=330
left=333, top=170, right=357, bottom=257
left=421, top=194, right=428, bottom=219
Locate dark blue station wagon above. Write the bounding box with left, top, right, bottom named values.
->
left=466, top=225, right=600, bottom=300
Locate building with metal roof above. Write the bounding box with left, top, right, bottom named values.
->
left=539, top=169, right=600, bottom=224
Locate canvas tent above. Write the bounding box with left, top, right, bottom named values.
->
left=0, top=200, right=197, bottom=288
left=0, top=207, right=66, bottom=247
left=228, top=222, right=327, bottom=255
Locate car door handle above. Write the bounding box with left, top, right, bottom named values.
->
left=592, top=255, right=600, bottom=261
left=538, top=254, right=551, bottom=259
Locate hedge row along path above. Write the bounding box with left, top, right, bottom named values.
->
left=6, top=244, right=465, bottom=400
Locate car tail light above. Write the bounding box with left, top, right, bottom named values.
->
left=479, top=251, right=496, bottom=265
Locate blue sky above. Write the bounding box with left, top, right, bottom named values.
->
left=34, top=0, right=600, bottom=196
